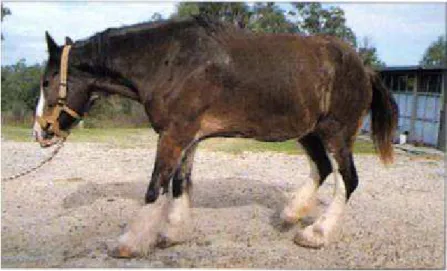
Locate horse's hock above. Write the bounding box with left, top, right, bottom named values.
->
left=1, top=141, right=444, bottom=268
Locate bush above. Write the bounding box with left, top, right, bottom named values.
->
left=83, top=95, right=148, bottom=128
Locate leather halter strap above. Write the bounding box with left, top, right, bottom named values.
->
left=37, top=45, right=81, bottom=138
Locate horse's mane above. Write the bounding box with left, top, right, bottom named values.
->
left=75, top=15, right=242, bottom=48
left=70, top=15, right=244, bottom=82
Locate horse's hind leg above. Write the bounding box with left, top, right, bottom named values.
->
left=281, top=133, right=332, bottom=223
left=157, top=144, right=197, bottom=248
left=294, top=127, right=359, bottom=248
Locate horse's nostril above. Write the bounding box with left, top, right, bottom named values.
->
left=42, top=130, right=54, bottom=140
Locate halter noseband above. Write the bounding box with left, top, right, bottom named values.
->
left=37, top=45, right=81, bottom=138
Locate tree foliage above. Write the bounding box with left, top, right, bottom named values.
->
left=151, top=12, right=163, bottom=22
left=357, top=37, right=385, bottom=68
left=173, top=2, right=251, bottom=28
left=1, top=3, right=11, bottom=22
left=173, top=2, right=382, bottom=66
left=173, top=2, right=357, bottom=45
left=419, top=36, right=446, bottom=68
left=1, top=3, right=11, bottom=40
left=290, top=3, right=357, bottom=47
left=249, top=3, right=295, bottom=33
left=1, top=60, right=42, bottom=122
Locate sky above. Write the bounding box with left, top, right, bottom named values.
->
left=1, top=1, right=445, bottom=67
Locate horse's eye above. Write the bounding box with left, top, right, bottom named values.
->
left=42, top=80, right=49, bottom=88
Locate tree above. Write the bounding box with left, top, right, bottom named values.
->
left=173, top=2, right=297, bottom=32
left=173, top=2, right=252, bottom=28
left=151, top=12, right=163, bottom=22
left=420, top=36, right=446, bottom=68
left=1, top=60, right=42, bottom=122
left=357, top=36, right=385, bottom=68
left=173, top=2, right=200, bottom=19
left=289, top=3, right=357, bottom=47
left=171, top=2, right=385, bottom=66
left=249, top=3, right=296, bottom=33
left=173, top=2, right=357, bottom=46
left=1, top=3, right=10, bottom=21
left=1, top=3, right=11, bottom=40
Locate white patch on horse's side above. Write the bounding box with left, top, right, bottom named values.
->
left=117, top=195, right=170, bottom=256
left=281, top=155, right=320, bottom=223
left=294, top=153, right=346, bottom=247
left=33, top=86, right=46, bottom=140
left=161, top=192, right=192, bottom=243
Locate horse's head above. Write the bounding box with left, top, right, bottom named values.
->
left=34, top=32, right=98, bottom=147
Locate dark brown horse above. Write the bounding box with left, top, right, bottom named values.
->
left=34, top=16, right=398, bottom=257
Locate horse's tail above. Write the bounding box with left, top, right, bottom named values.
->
left=368, top=69, right=398, bottom=164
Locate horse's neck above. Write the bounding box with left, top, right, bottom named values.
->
left=92, top=27, right=180, bottom=101
left=73, top=31, right=167, bottom=101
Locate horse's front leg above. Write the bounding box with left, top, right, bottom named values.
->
left=157, top=144, right=197, bottom=248
left=111, top=132, right=193, bottom=258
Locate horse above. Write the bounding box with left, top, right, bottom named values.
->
left=33, top=16, right=398, bottom=257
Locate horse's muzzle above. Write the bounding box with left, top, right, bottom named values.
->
left=33, top=121, right=60, bottom=148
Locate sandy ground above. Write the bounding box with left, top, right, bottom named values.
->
left=1, top=141, right=445, bottom=268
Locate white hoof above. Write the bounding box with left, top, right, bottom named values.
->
left=293, top=225, right=327, bottom=249
left=112, top=195, right=170, bottom=257
left=280, top=195, right=317, bottom=224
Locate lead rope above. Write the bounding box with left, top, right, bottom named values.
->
left=1, top=139, right=65, bottom=181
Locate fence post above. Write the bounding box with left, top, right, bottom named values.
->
left=409, top=70, right=419, bottom=142
left=437, top=69, right=446, bottom=150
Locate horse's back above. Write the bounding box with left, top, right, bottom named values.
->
left=213, top=34, right=368, bottom=124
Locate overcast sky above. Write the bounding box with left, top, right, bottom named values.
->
left=1, top=2, right=445, bottom=67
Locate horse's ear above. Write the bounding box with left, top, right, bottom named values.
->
left=45, top=31, right=59, bottom=54
left=65, top=36, right=74, bottom=45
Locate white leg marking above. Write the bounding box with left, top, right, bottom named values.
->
left=117, top=195, right=170, bottom=256
left=167, top=192, right=191, bottom=226
left=281, top=155, right=320, bottom=223
left=294, top=153, right=346, bottom=248
left=158, top=192, right=192, bottom=246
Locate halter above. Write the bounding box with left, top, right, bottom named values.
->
left=37, top=45, right=81, bottom=138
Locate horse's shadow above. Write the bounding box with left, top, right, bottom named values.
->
left=63, top=177, right=288, bottom=209
left=62, top=177, right=325, bottom=230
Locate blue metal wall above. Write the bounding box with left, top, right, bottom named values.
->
left=361, top=93, right=442, bottom=146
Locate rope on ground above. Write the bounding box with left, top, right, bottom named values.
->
left=1, top=139, right=65, bottom=181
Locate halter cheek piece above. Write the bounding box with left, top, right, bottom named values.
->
left=37, top=45, right=81, bottom=138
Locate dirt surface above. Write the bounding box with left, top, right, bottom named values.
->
left=1, top=141, right=445, bottom=268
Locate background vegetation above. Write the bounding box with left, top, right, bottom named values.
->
left=1, top=2, right=445, bottom=128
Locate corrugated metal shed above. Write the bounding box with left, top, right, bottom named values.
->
left=362, top=65, right=446, bottom=149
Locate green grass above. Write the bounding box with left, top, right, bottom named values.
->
left=1, top=126, right=157, bottom=148
left=1, top=125, right=34, bottom=142
left=200, top=138, right=304, bottom=154
left=1, top=125, right=376, bottom=154
left=200, top=137, right=376, bottom=155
